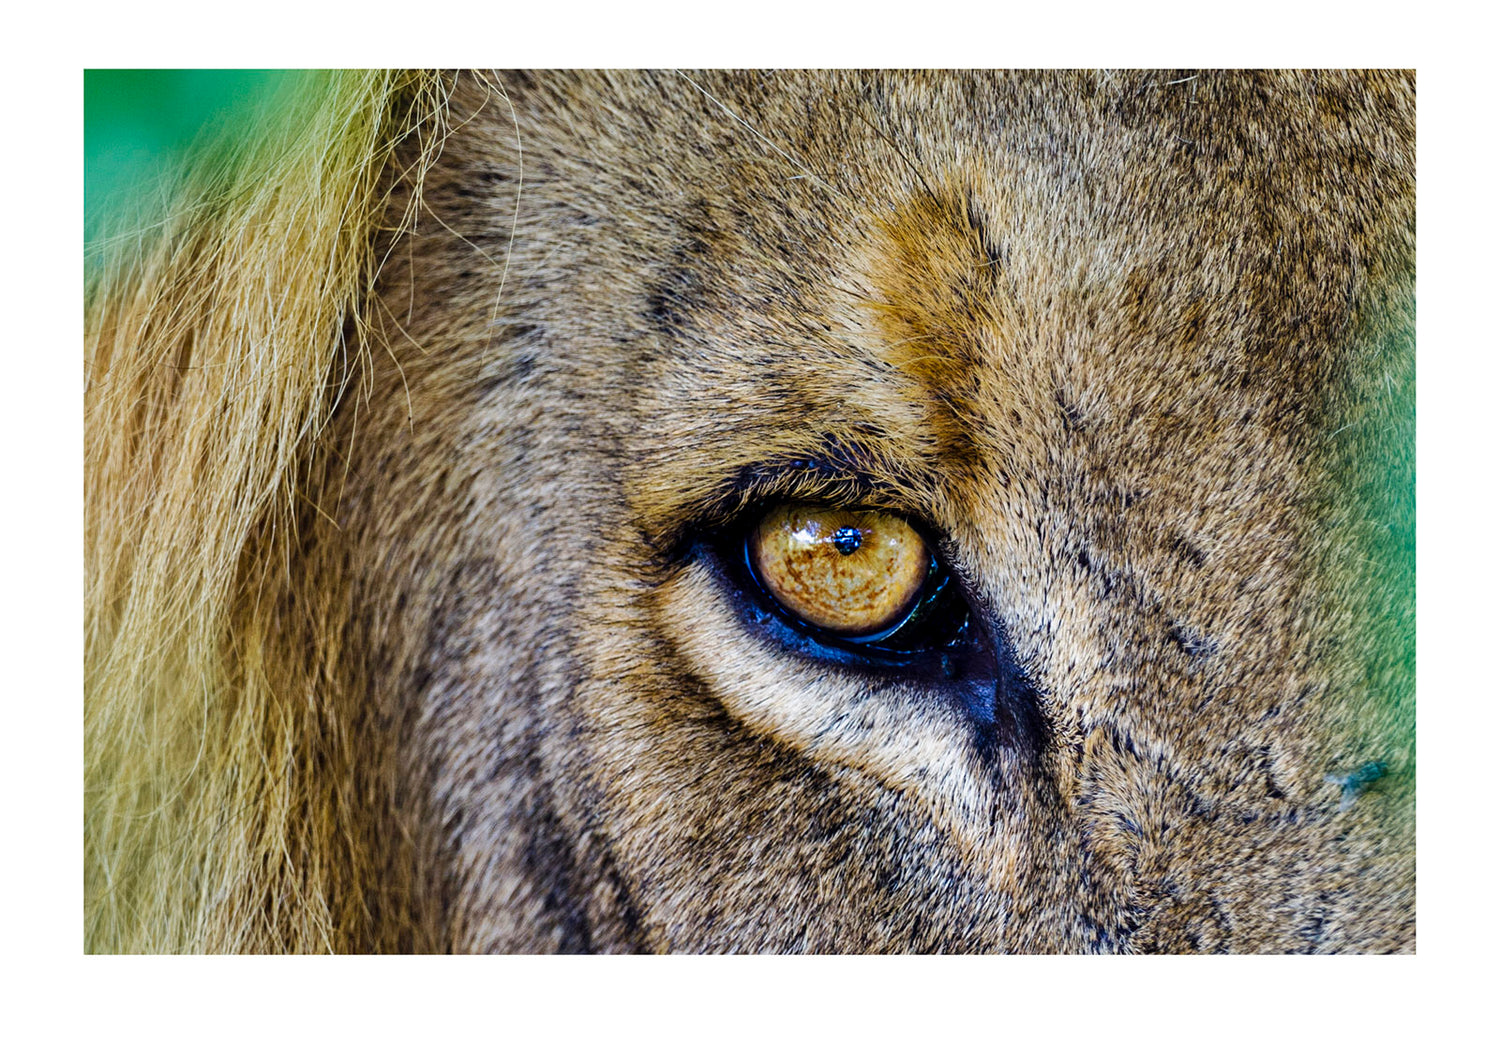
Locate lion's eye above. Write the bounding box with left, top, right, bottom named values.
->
left=748, top=504, right=931, bottom=638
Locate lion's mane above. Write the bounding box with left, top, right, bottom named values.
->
left=85, top=71, right=451, bottom=952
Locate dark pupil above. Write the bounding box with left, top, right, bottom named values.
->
left=831, top=526, right=863, bottom=556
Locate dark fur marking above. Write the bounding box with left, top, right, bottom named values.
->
left=1166, top=531, right=1208, bottom=569
left=519, top=782, right=596, bottom=953
left=644, top=204, right=717, bottom=335
left=592, top=840, right=650, bottom=953
left=473, top=341, right=539, bottom=398
left=1259, top=746, right=1288, bottom=800
left=978, top=619, right=1048, bottom=768
left=1056, top=387, right=1087, bottom=432
left=1167, top=621, right=1217, bottom=659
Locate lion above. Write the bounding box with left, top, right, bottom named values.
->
left=84, top=70, right=1415, bottom=953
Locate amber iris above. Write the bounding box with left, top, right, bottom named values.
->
left=748, top=504, right=930, bottom=637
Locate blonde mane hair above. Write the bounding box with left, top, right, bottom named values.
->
left=84, top=70, right=450, bottom=952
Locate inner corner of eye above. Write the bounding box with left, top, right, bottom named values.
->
left=747, top=503, right=930, bottom=636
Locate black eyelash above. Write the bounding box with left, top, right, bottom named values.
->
left=653, top=453, right=920, bottom=564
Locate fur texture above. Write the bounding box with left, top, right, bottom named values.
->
left=84, top=70, right=1415, bottom=953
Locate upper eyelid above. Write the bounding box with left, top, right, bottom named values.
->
left=695, top=453, right=930, bottom=531
left=643, top=445, right=937, bottom=570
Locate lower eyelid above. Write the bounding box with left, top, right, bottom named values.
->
left=656, top=558, right=1009, bottom=838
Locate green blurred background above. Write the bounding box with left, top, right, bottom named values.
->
left=84, top=70, right=289, bottom=236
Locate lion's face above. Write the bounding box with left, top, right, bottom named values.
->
left=329, top=71, right=1414, bottom=952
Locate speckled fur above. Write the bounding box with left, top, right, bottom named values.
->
left=171, top=71, right=1421, bottom=952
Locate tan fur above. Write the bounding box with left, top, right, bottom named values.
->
left=85, top=70, right=1415, bottom=953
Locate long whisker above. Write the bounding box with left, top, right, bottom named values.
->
left=675, top=71, right=846, bottom=201
left=851, top=99, right=938, bottom=201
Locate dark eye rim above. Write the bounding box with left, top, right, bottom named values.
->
left=699, top=501, right=992, bottom=673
